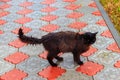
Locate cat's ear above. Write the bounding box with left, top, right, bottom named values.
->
left=93, top=32, right=98, bottom=36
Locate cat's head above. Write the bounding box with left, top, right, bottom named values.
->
left=83, top=32, right=98, bottom=45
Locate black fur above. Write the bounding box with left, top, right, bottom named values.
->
left=18, top=28, right=97, bottom=66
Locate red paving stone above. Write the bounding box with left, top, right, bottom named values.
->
left=0, top=20, right=6, bottom=25
left=40, top=14, right=58, bottom=22
left=92, top=10, right=101, bottom=16
left=96, top=19, right=107, bottom=26
left=0, top=4, right=11, bottom=9
left=4, top=52, right=29, bottom=64
left=19, top=2, right=33, bottom=7
left=41, top=0, right=56, bottom=5
left=65, top=4, right=81, bottom=10
left=0, top=11, right=10, bottom=18
left=66, top=12, right=84, bottom=19
left=76, top=61, right=104, bottom=76
left=63, top=0, right=76, bottom=2
left=12, top=27, right=31, bottom=34
left=41, top=6, right=57, bottom=12
left=1, top=0, right=11, bottom=2
left=39, top=66, right=66, bottom=79
left=88, top=2, right=97, bottom=8
left=14, top=17, right=32, bottom=24
left=0, top=30, right=3, bottom=34
left=101, top=29, right=113, bottom=38
left=82, top=46, right=98, bottom=57
left=9, top=39, right=27, bottom=48
left=107, top=42, right=120, bottom=53
left=69, top=22, right=87, bottom=29
left=1, top=69, right=27, bottom=80
left=17, top=8, right=33, bottom=15
left=114, top=61, right=120, bottom=68
left=40, top=24, right=59, bottom=32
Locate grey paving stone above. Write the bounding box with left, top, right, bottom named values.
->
left=89, top=50, right=120, bottom=66
left=1, top=22, right=22, bottom=32
left=82, top=24, right=108, bottom=34
left=28, top=0, right=43, bottom=3
left=24, top=20, right=48, bottom=29
left=24, top=74, right=47, bottom=80
left=51, top=1, right=70, bottom=8
left=2, top=13, right=22, bottom=22
left=77, top=6, right=97, bottom=14
left=26, top=11, right=47, bottom=19
left=0, top=59, right=15, bottom=75
left=54, top=27, right=78, bottom=32
left=94, top=67, right=120, bottom=80
left=0, top=32, right=17, bottom=45
left=28, top=4, right=46, bottom=11
left=51, top=17, right=74, bottom=27
left=93, top=36, right=114, bottom=49
left=57, top=70, right=93, bottom=80
left=19, top=44, right=45, bottom=56
left=0, top=45, right=17, bottom=58
left=51, top=8, right=72, bottom=17
left=16, top=56, right=48, bottom=74
left=7, top=0, right=26, bottom=5
left=5, top=5, right=23, bottom=13
left=75, top=0, right=93, bottom=6
left=79, top=14, right=101, bottom=24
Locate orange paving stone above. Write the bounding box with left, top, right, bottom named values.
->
left=92, top=10, right=101, bottom=16
left=0, top=4, right=11, bottom=9
left=40, top=14, right=58, bottom=22
left=41, top=0, right=56, bottom=5
left=4, top=52, right=29, bottom=64
left=88, top=2, right=97, bottom=8
left=39, top=66, right=66, bottom=79
left=12, top=27, right=31, bottom=34
left=114, top=61, right=120, bottom=68
left=65, top=4, right=81, bottom=10
left=9, top=39, right=27, bottom=48
left=41, top=6, right=57, bottom=12
left=82, top=46, right=98, bottom=57
left=96, top=19, right=107, bottom=26
left=101, top=30, right=113, bottom=38
left=107, top=42, right=120, bottom=53
left=40, top=24, right=59, bottom=32
left=17, top=8, right=33, bottom=15
left=0, top=20, right=6, bottom=25
left=1, top=69, right=27, bottom=80
left=0, top=11, right=9, bottom=18
left=63, top=0, right=76, bottom=2
left=69, top=22, right=87, bottom=30
left=66, top=12, right=84, bottom=19
left=14, top=17, right=32, bottom=24
left=76, top=61, right=104, bottom=76
left=19, top=2, right=33, bottom=7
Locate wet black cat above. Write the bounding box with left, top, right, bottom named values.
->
left=18, top=28, right=97, bottom=66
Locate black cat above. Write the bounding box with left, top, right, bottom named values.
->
left=18, top=28, right=97, bottom=66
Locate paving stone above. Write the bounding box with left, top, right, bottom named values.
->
left=94, top=67, right=120, bottom=80
left=1, top=22, right=22, bottom=32
left=51, top=8, right=72, bottom=17
left=26, top=11, right=47, bottom=19
left=51, top=1, right=70, bottom=8
left=93, top=36, right=114, bottom=49
left=5, top=5, right=23, bottom=13
left=75, top=0, right=93, bottom=6
left=0, top=59, right=14, bottom=75
left=7, top=0, right=26, bottom=5
left=28, top=0, right=43, bottom=3
left=0, top=32, right=17, bottom=45
left=89, top=50, right=120, bottom=66
left=28, top=4, right=46, bottom=11
left=17, top=56, right=48, bottom=74
left=25, top=20, right=48, bottom=29
left=57, top=70, right=93, bottom=80
left=24, top=74, right=47, bottom=80
left=2, top=13, right=22, bottom=22
left=0, top=45, right=17, bottom=58
left=51, top=17, right=74, bottom=27
left=20, top=44, right=45, bottom=56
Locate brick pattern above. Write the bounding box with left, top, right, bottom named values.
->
left=0, top=0, right=120, bottom=80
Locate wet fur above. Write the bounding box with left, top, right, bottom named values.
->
left=18, top=28, right=97, bottom=66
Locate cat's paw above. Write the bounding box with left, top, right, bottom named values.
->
left=78, top=61, right=84, bottom=65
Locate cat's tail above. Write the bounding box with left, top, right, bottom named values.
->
left=18, top=28, right=44, bottom=45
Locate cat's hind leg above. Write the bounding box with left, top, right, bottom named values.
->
left=55, top=56, right=63, bottom=62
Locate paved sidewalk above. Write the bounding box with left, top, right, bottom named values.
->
left=0, top=0, right=120, bottom=80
